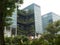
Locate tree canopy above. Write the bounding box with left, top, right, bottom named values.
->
left=46, top=20, right=60, bottom=34
left=0, top=0, right=23, bottom=45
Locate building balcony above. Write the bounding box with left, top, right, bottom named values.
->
left=17, top=18, right=34, bottom=24
left=18, top=10, right=34, bottom=16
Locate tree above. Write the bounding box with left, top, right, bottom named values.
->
left=31, top=37, right=49, bottom=45
left=55, top=34, right=60, bottom=45
left=45, top=20, right=60, bottom=45
left=46, top=20, right=60, bottom=34
left=0, top=0, right=23, bottom=45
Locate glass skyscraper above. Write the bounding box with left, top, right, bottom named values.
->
left=17, top=3, right=43, bottom=36
left=42, top=12, right=60, bottom=33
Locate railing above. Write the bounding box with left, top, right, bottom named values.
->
left=17, top=18, right=34, bottom=24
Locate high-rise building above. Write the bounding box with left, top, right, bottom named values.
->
left=17, top=3, right=43, bottom=36
left=42, top=12, right=60, bottom=33
left=4, top=8, right=17, bottom=37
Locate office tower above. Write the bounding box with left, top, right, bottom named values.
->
left=4, top=8, right=17, bottom=37
left=17, top=3, right=43, bottom=36
left=42, top=12, right=60, bottom=33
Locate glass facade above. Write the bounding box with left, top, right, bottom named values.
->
left=17, top=10, right=35, bottom=36
left=4, top=8, right=17, bottom=37
left=11, top=8, right=17, bottom=28
left=17, top=3, right=43, bottom=36
left=10, top=8, right=17, bottom=36
left=24, top=3, right=43, bottom=34
left=42, top=12, right=60, bottom=33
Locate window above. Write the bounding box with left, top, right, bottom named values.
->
left=49, top=19, right=52, bottom=23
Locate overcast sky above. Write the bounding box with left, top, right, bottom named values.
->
left=19, top=0, right=60, bottom=15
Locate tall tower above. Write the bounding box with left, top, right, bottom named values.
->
left=17, top=3, right=43, bottom=36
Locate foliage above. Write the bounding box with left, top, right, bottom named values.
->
left=0, top=0, right=23, bottom=26
left=5, top=35, right=30, bottom=45
left=55, top=34, right=60, bottom=45
left=45, top=20, right=60, bottom=45
left=46, top=20, right=60, bottom=34
left=5, top=34, right=60, bottom=45
left=0, top=0, right=23, bottom=45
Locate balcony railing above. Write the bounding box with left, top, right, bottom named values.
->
left=17, top=18, right=34, bottom=24
left=18, top=10, right=34, bottom=16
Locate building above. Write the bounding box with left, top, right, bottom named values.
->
left=42, top=12, right=60, bottom=33
left=17, top=3, right=43, bottom=36
left=4, top=8, right=17, bottom=37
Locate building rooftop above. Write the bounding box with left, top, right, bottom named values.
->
left=42, top=12, right=60, bottom=17
left=23, top=3, right=40, bottom=10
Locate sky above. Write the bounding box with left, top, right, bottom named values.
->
left=19, top=0, right=60, bottom=15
